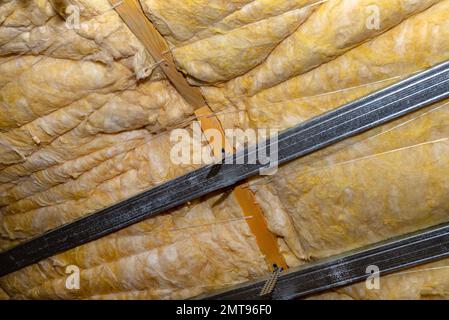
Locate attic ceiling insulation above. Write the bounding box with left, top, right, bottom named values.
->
left=0, top=0, right=448, bottom=300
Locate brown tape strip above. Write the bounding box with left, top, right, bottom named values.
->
left=195, top=107, right=288, bottom=272
left=112, top=0, right=206, bottom=109
left=194, top=106, right=233, bottom=156
left=233, top=186, right=288, bottom=271
left=113, top=1, right=287, bottom=271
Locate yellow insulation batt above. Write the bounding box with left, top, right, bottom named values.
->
left=0, top=0, right=448, bottom=299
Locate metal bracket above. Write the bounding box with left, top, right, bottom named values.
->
left=259, top=266, right=283, bottom=297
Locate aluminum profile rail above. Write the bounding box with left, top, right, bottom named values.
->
left=1, top=60, right=449, bottom=277
left=202, top=222, right=449, bottom=300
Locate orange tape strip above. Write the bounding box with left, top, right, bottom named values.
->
left=233, top=186, right=288, bottom=271
left=195, top=107, right=288, bottom=271
left=194, top=106, right=233, bottom=156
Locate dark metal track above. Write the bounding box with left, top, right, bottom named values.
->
left=1, top=60, right=449, bottom=277
left=202, top=222, right=449, bottom=300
